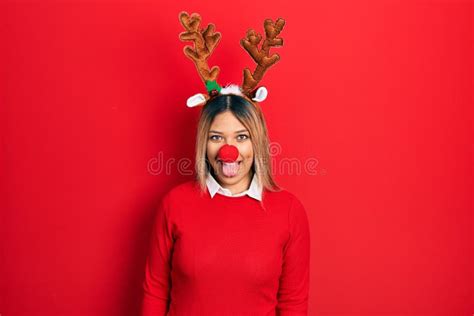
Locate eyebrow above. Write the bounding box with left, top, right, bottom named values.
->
left=209, top=129, right=249, bottom=134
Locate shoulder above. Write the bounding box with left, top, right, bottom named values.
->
left=274, top=190, right=310, bottom=237
left=263, top=187, right=305, bottom=209
left=161, top=179, right=202, bottom=204
left=167, top=179, right=198, bottom=194
left=154, top=180, right=202, bottom=221
left=265, top=188, right=308, bottom=225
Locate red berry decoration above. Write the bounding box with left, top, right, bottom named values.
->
left=218, top=144, right=239, bottom=162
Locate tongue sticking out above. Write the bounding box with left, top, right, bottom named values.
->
left=221, top=162, right=239, bottom=177
left=217, top=144, right=240, bottom=177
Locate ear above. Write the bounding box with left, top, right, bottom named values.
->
left=186, top=93, right=208, bottom=107
left=251, top=86, right=268, bottom=102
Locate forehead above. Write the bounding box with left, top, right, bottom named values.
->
left=209, top=111, right=247, bottom=132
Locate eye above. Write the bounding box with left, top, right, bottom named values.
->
left=237, top=134, right=249, bottom=141
left=209, top=135, right=222, bottom=141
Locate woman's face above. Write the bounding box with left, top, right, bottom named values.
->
left=206, top=111, right=254, bottom=188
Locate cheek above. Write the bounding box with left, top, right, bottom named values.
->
left=206, top=143, right=218, bottom=160
left=240, top=143, right=254, bottom=159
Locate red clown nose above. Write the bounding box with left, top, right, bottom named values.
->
left=218, top=144, right=239, bottom=162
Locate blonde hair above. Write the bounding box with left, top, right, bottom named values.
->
left=194, top=94, right=281, bottom=203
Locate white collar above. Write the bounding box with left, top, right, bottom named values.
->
left=206, top=172, right=263, bottom=201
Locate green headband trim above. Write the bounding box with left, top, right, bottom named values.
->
left=205, top=80, right=222, bottom=94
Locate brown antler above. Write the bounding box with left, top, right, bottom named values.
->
left=240, top=18, right=285, bottom=96
left=178, top=11, right=221, bottom=86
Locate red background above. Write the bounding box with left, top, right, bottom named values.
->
left=1, top=0, right=472, bottom=315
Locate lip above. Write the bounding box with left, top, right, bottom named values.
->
left=217, top=160, right=242, bottom=164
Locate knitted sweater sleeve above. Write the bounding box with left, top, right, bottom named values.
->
left=141, top=194, right=173, bottom=316
left=276, top=195, right=311, bottom=316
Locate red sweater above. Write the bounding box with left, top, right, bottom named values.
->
left=141, top=180, right=310, bottom=316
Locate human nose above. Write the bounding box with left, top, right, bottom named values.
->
left=218, top=144, right=239, bottom=163
left=223, top=137, right=238, bottom=146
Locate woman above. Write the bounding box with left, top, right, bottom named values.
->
left=141, top=91, right=311, bottom=316
left=141, top=11, right=310, bottom=316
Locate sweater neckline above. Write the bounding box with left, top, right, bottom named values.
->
left=212, top=191, right=255, bottom=201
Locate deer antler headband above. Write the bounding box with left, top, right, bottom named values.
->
left=178, top=11, right=286, bottom=108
